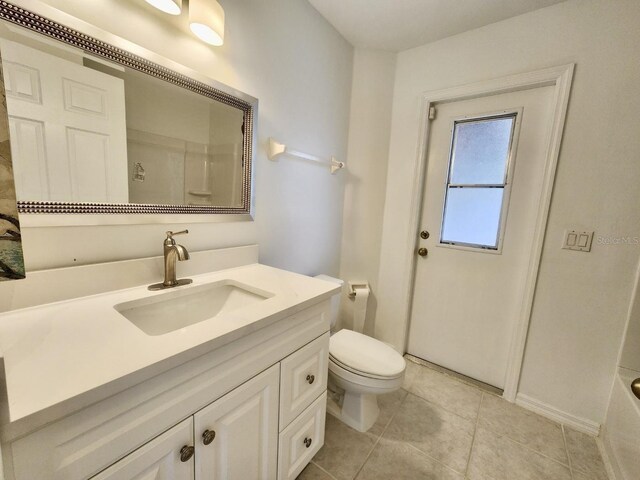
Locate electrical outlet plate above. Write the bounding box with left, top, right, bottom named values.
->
left=562, top=230, right=593, bottom=252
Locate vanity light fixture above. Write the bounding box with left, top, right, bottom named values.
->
left=189, top=0, right=225, bottom=46
left=144, top=0, right=182, bottom=16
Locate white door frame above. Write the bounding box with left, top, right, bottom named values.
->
left=403, top=64, right=574, bottom=401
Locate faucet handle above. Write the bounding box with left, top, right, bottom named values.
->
left=166, top=229, right=189, bottom=239
left=164, top=230, right=189, bottom=247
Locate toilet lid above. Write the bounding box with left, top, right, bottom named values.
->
left=329, top=329, right=405, bottom=378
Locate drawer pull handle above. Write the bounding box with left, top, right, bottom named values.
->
left=304, top=437, right=313, bottom=448
left=180, top=445, right=195, bottom=462
left=202, top=429, right=216, bottom=445
left=306, top=374, right=315, bottom=385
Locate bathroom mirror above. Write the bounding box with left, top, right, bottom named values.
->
left=0, top=3, right=256, bottom=217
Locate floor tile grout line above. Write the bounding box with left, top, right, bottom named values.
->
left=310, top=460, right=340, bottom=480
left=317, top=359, right=606, bottom=480
left=351, top=429, right=381, bottom=479
left=351, top=391, right=410, bottom=479
left=407, top=360, right=579, bottom=473
left=404, top=357, right=488, bottom=423
left=404, top=355, right=502, bottom=396
left=569, top=460, right=609, bottom=480
left=479, top=424, right=574, bottom=470
left=402, top=440, right=470, bottom=477
left=562, top=424, right=576, bottom=479
left=392, top=386, right=477, bottom=478
left=405, top=356, right=488, bottom=397
left=466, top=384, right=572, bottom=469
left=464, top=391, right=484, bottom=477
left=404, top=388, right=481, bottom=426
left=560, top=427, right=610, bottom=480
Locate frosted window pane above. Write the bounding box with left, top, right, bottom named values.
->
left=441, top=188, right=504, bottom=248
left=450, top=117, right=514, bottom=184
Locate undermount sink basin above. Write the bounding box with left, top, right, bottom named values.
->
left=115, top=280, right=273, bottom=335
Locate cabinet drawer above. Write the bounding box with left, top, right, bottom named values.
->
left=279, top=332, right=329, bottom=429
left=277, top=392, right=326, bottom=480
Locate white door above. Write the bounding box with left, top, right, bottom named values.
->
left=407, top=86, right=555, bottom=389
left=194, top=364, right=280, bottom=480
left=91, top=418, right=194, bottom=480
left=1, top=38, right=128, bottom=202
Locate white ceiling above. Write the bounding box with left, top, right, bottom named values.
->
left=308, top=0, right=567, bottom=52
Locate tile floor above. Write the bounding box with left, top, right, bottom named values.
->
left=297, top=359, right=610, bottom=480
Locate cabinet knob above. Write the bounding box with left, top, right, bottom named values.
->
left=202, top=430, right=216, bottom=445
left=202, top=429, right=216, bottom=445
left=306, top=374, right=315, bottom=385
left=303, top=437, right=312, bottom=448
left=179, top=445, right=195, bottom=462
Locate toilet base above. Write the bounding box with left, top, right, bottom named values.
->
left=327, top=354, right=405, bottom=433
left=326, top=381, right=381, bottom=432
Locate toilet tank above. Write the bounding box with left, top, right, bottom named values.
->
left=314, top=274, right=343, bottom=329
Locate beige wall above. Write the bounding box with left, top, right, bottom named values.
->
left=376, top=0, right=640, bottom=424
left=16, top=0, right=353, bottom=277
left=620, top=262, right=640, bottom=375
left=337, top=49, right=396, bottom=333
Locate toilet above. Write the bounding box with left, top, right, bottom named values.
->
left=315, top=275, right=406, bottom=432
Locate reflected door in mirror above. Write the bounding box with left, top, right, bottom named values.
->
left=1, top=39, right=128, bottom=203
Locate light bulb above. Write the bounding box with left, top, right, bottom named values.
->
left=190, top=23, right=224, bottom=46
left=144, top=0, right=182, bottom=16
left=189, top=0, right=225, bottom=46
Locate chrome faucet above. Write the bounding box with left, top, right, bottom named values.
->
left=148, top=230, right=193, bottom=291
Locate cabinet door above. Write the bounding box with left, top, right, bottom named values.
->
left=91, top=418, right=194, bottom=480
left=194, top=364, right=280, bottom=480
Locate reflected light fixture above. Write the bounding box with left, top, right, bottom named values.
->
left=189, top=0, right=225, bottom=46
left=144, top=0, right=182, bottom=16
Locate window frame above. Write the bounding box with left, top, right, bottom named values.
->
left=438, top=108, right=523, bottom=254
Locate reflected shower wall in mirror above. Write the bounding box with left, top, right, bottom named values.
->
left=0, top=8, right=254, bottom=214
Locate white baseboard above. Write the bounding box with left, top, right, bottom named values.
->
left=515, top=393, right=601, bottom=436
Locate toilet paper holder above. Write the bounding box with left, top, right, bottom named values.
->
left=348, top=282, right=370, bottom=298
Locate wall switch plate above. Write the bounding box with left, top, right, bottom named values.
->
left=562, top=230, right=593, bottom=252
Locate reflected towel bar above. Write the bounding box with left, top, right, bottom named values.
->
left=267, top=138, right=344, bottom=174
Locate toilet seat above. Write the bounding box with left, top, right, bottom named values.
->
left=329, top=355, right=403, bottom=380
left=329, top=355, right=405, bottom=393
left=329, top=329, right=405, bottom=380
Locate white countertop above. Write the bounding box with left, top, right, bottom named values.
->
left=0, top=263, right=339, bottom=426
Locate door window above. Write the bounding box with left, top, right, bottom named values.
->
left=440, top=113, right=517, bottom=250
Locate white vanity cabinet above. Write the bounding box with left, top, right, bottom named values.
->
left=2, top=300, right=332, bottom=480
left=94, top=365, right=280, bottom=480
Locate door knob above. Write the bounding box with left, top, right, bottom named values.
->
left=417, top=247, right=428, bottom=257
left=202, top=429, right=216, bottom=445
left=420, top=230, right=430, bottom=239
left=180, top=445, right=195, bottom=462
left=632, top=378, right=640, bottom=400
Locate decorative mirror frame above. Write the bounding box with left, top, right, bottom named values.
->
left=0, top=1, right=257, bottom=216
